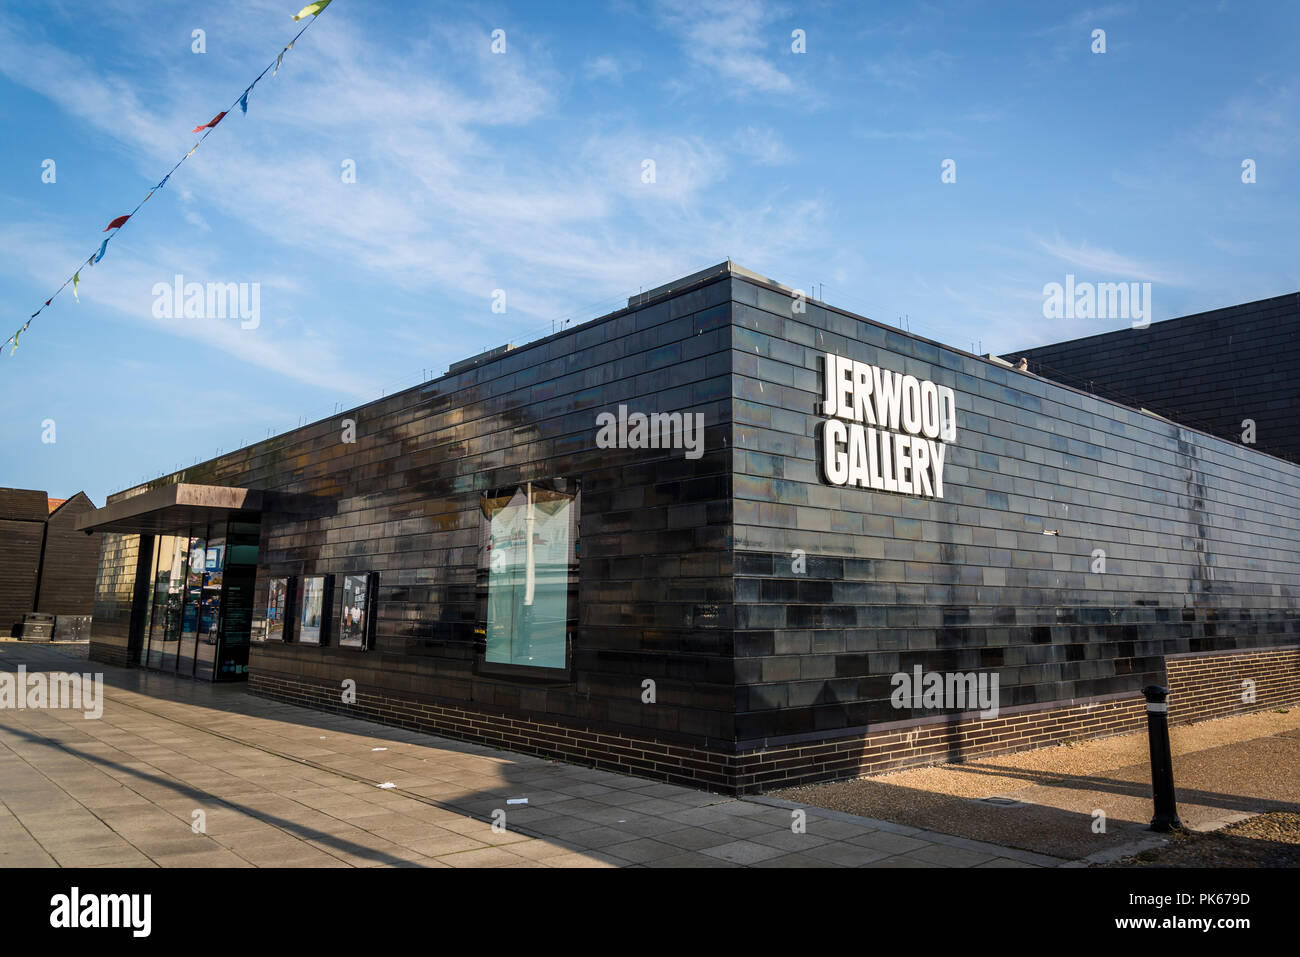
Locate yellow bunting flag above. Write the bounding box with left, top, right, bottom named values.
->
left=72, top=270, right=81, bottom=302
left=293, top=1, right=331, bottom=20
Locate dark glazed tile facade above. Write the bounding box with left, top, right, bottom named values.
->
left=1006, top=292, right=1300, bottom=463
left=87, top=264, right=1300, bottom=789
left=730, top=275, right=1300, bottom=746
left=92, top=275, right=737, bottom=746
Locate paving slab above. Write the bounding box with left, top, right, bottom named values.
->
left=0, top=640, right=1057, bottom=868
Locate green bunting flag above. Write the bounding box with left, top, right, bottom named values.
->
left=294, top=1, right=332, bottom=21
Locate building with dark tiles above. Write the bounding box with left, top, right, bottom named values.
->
left=79, top=264, right=1300, bottom=792
left=1004, top=292, right=1300, bottom=463
left=1, top=488, right=101, bottom=637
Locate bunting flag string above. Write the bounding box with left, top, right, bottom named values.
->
left=191, top=111, right=228, bottom=134
left=3, top=0, right=336, bottom=357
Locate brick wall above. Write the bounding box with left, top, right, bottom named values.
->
left=250, top=643, right=1300, bottom=794
left=1165, top=646, right=1299, bottom=723
left=249, top=670, right=737, bottom=791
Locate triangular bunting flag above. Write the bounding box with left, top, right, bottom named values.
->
left=192, top=111, right=228, bottom=133
left=11, top=1, right=335, bottom=361
left=293, top=1, right=332, bottom=21
left=275, top=41, right=296, bottom=76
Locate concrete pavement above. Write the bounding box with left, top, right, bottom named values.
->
left=0, top=640, right=1064, bottom=868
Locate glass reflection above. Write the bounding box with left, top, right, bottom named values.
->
left=194, top=522, right=224, bottom=681
left=148, top=535, right=187, bottom=671
left=175, top=530, right=205, bottom=675
left=481, top=481, right=578, bottom=670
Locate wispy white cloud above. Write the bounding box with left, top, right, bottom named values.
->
left=0, top=221, right=376, bottom=398
left=732, top=124, right=794, bottom=165
left=654, top=0, right=795, bottom=96
left=1195, top=76, right=1300, bottom=157
left=853, top=126, right=955, bottom=141
left=583, top=53, right=640, bottom=84
left=1031, top=232, right=1182, bottom=284
left=1205, top=234, right=1252, bottom=256
left=860, top=48, right=955, bottom=91
left=0, top=4, right=821, bottom=377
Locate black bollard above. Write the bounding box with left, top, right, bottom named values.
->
left=1143, top=685, right=1183, bottom=832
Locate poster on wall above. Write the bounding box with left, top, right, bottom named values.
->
left=298, top=575, right=329, bottom=645
left=264, top=577, right=290, bottom=642
left=338, top=574, right=372, bottom=649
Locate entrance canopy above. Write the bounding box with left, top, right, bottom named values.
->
left=76, top=483, right=263, bottom=536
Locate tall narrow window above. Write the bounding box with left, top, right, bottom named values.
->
left=297, top=575, right=330, bottom=645
left=477, top=479, right=580, bottom=674
left=260, top=576, right=292, bottom=642
left=338, top=573, right=375, bottom=650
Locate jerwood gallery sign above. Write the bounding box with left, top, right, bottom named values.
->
left=819, top=353, right=957, bottom=499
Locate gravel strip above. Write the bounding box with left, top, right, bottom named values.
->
left=771, top=707, right=1300, bottom=863
left=1098, top=811, right=1300, bottom=867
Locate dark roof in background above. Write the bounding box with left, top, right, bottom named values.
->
left=47, top=491, right=95, bottom=518
left=0, top=487, right=52, bottom=522
left=1006, top=291, right=1300, bottom=463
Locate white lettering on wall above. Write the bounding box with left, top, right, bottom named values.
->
left=818, top=353, right=957, bottom=499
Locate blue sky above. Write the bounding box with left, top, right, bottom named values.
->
left=1, top=0, right=1296, bottom=504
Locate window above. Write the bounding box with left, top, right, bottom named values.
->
left=297, top=575, right=331, bottom=645
left=262, top=576, right=292, bottom=642
left=476, top=479, right=580, bottom=675
left=338, top=573, right=376, bottom=650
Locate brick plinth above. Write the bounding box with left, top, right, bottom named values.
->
left=248, top=645, right=1300, bottom=795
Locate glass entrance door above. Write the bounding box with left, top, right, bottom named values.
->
left=194, top=525, right=225, bottom=681
left=148, top=535, right=187, bottom=671
left=175, top=531, right=205, bottom=676
left=137, top=517, right=259, bottom=681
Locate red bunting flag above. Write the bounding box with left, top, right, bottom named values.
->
left=103, top=214, right=131, bottom=231
left=192, top=111, right=228, bottom=133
